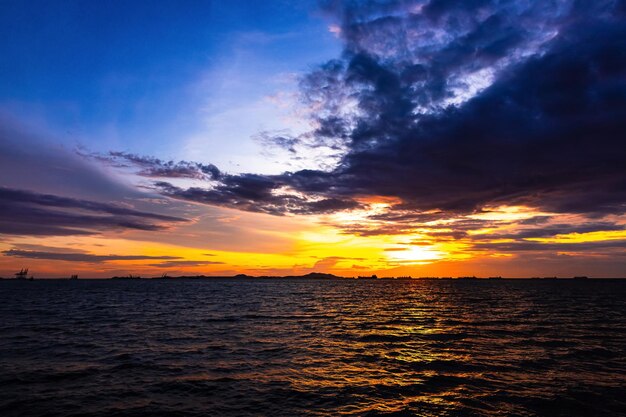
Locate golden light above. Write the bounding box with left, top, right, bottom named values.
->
left=468, top=205, right=548, bottom=221
left=386, top=245, right=444, bottom=263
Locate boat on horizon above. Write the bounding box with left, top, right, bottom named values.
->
left=357, top=274, right=378, bottom=280
left=15, top=268, right=34, bottom=281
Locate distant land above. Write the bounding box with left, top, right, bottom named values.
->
left=3, top=273, right=623, bottom=280
left=104, top=274, right=605, bottom=280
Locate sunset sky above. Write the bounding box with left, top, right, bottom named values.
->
left=1, top=0, right=626, bottom=278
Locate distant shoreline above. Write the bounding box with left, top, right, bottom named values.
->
left=2, top=274, right=625, bottom=281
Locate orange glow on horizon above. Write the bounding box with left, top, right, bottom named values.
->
left=1, top=203, right=625, bottom=278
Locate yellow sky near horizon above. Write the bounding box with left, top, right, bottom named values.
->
left=2, top=200, right=625, bottom=278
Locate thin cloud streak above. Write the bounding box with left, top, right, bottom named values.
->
left=3, top=249, right=182, bottom=263
left=0, top=187, right=187, bottom=236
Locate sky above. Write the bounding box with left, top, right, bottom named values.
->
left=1, top=0, right=626, bottom=278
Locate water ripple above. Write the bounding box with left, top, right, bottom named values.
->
left=1, top=279, right=625, bottom=416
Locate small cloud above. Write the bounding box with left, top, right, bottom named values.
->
left=328, top=24, right=341, bottom=37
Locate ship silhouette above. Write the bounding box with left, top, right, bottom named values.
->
left=357, top=274, right=378, bottom=280
left=15, top=268, right=34, bottom=280
left=69, top=274, right=78, bottom=280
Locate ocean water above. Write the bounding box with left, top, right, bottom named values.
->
left=1, top=279, right=625, bottom=416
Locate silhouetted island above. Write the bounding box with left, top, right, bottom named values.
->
left=357, top=274, right=378, bottom=280
left=110, top=272, right=345, bottom=280
left=99, top=274, right=615, bottom=281
left=110, top=274, right=142, bottom=280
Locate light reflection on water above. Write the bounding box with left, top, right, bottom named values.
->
left=1, top=279, right=625, bottom=416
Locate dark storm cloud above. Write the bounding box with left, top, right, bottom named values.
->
left=0, top=187, right=187, bottom=236
left=316, top=0, right=568, bottom=115
left=3, top=249, right=181, bottom=263
left=99, top=0, right=625, bottom=240
left=154, top=177, right=360, bottom=216
left=279, top=0, right=626, bottom=217
left=334, top=22, right=626, bottom=214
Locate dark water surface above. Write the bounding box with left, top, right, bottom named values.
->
left=1, top=279, right=626, bottom=416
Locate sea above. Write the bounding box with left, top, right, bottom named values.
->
left=1, top=278, right=625, bottom=416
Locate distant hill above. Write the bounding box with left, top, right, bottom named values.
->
left=111, top=272, right=344, bottom=280
left=266, top=272, right=342, bottom=280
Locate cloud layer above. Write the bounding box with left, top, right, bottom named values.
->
left=5, top=0, right=619, bottom=275
left=2, top=249, right=181, bottom=263
left=0, top=187, right=187, bottom=236
left=296, top=0, right=626, bottom=217
left=118, top=0, right=626, bottom=227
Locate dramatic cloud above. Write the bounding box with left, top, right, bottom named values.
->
left=154, top=176, right=361, bottom=216
left=0, top=187, right=187, bottom=236
left=67, top=0, right=626, bottom=273
left=83, top=151, right=360, bottom=215
left=292, top=0, right=626, bottom=218
left=122, top=0, right=626, bottom=227
left=89, top=151, right=222, bottom=181
left=1, top=0, right=624, bottom=278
